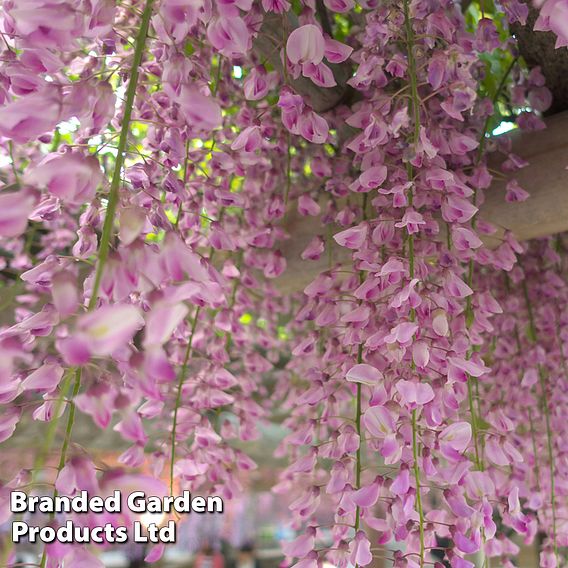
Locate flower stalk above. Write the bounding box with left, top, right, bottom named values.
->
left=38, top=3, right=154, bottom=564
left=522, top=278, right=558, bottom=560
left=403, top=2, right=425, bottom=564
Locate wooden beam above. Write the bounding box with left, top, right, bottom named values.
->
left=482, top=111, right=568, bottom=243
left=276, top=112, right=568, bottom=294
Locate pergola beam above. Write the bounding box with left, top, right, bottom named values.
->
left=275, top=111, right=568, bottom=294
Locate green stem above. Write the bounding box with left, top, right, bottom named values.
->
left=169, top=207, right=230, bottom=494
left=169, top=306, right=200, bottom=495
left=462, top=55, right=520, bottom=487
left=40, top=369, right=82, bottom=568
left=353, top=342, right=363, bottom=568
left=403, top=4, right=424, bottom=565
left=175, top=138, right=192, bottom=228
left=32, top=370, right=74, bottom=479
left=522, top=278, right=557, bottom=559
left=352, top=195, right=369, bottom=562
left=8, top=141, right=20, bottom=185
left=39, top=5, right=154, bottom=564
left=467, top=378, right=482, bottom=470
left=528, top=408, right=541, bottom=491
left=412, top=409, right=425, bottom=567
left=89, top=0, right=155, bottom=308
left=284, top=131, right=292, bottom=205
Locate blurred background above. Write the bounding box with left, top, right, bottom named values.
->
left=0, top=412, right=540, bottom=568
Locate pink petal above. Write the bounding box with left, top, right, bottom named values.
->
left=439, top=422, right=472, bottom=461
left=145, top=544, right=165, bottom=563
left=22, top=363, right=64, bottom=392
left=390, top=468, right=410, bottom=495
left=324, top=37, right=353, bottom=61
left=145, top=302, right=188, bottom=346
left=113, top=412, right=148, bottom=444
left=286, top=24, right=325, bottom=65
left=363, top=406, right=396, bottom=437
left=346, top=363, right=383, bottom=385
left=78, top=304, right=144, bottom=356
left=334, top=224, right=367, bottom=249
left=0, top=191, right=34, bottom=237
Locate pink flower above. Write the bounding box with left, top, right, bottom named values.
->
left=363, top=406, right=396, bottom=437
left=286, top=24, right=325, bottom=65
left=432, top=309, right=449, bottom=336
left=324, top=37, right=353, bottom=62
left=298, top=194, right=321, bottom=216
left=352, top=477, right=382, bottom=508
left=175, top=459, right=209, bottom=478
left=25, top=152, right=103, bottom=206
left=144, top=301, right=188, bottom=346
left=161, top=233, right=212, bottom=282
left=282, top=526, right=316, bottom=557
left=452, top=227, right=483, bottom=251
left=262, top=0, right=291, bottom=12
left=51, top=271, right=79, bottom=317
left=177, top=86, right=222, bottom=131
left=505, top=180, right=530, bottom=202
left=207, top=16, right=251, bottom=57
left=56, top=457, right=99, bottom=496
left=395, top=209, right=426, bottom=234
left=301, top=236, right=325, bottom=260
left=352, top=165, right=387, bottom=192
left=535, top=0, right=568, bottom=48
left=298, top=110, right=329, bottom=144
left=6, top=0, right=90, bottom=48
left=278, top=88, right=305, bottom=133
left=0, top=191, right=35, bottom=237
left=349, top=531, right=372, bottom=566
left=412, top=341, right=430, bottom=368
left=447, top=356, right=489, bottom=381
left=444, top=271, right=473, bottom=299
left=390, top=467, right=410, bottom=495
left=396, top=380, right=435, bottom=408
left=119, top=206, right=147, bottom=245
left=231, top=126, right=262, bottom=153
left=290, top=551, right=318, bottom=568
left=155, top=0, right=201, bottom=43
left=243, top=67, right=273, bottom=100
left=0, top=409, right=21, bottom=443
left=439, top=422, right=472, bottom=461
left=454, top=529, right=481, bottom=555
left=301, top=62, right=337, bottom=88
left=114, top=411, right=148, bottom=444
left=441, top=195, right=478, bottom=223
left=75, top=382, right=115, bottom=429
left=0, top=87, right=63, bottom=142
left=145, top=544, right=166, bottom=564
left=384, top=322, right=418, bottom=344
left=323, top=0, right=355, bottom=12
left=22, top=363, right=64, bottom=393
left=346, top=363, right=383, bottom=385
left=61, top=304, right=144, bottom=361
left=334, top=224, right=367, bottom=249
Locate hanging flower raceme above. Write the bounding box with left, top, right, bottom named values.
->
left=0, top=0, right=567, bottom=566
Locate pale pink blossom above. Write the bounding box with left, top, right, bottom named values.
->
left=286, top=25, right=326, bottom=65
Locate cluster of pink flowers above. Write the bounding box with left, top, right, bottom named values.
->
left=0, top=0, right=567, bottom=566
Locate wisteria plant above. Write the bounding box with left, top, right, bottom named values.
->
left=0, top=0, right=567, bottom=566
